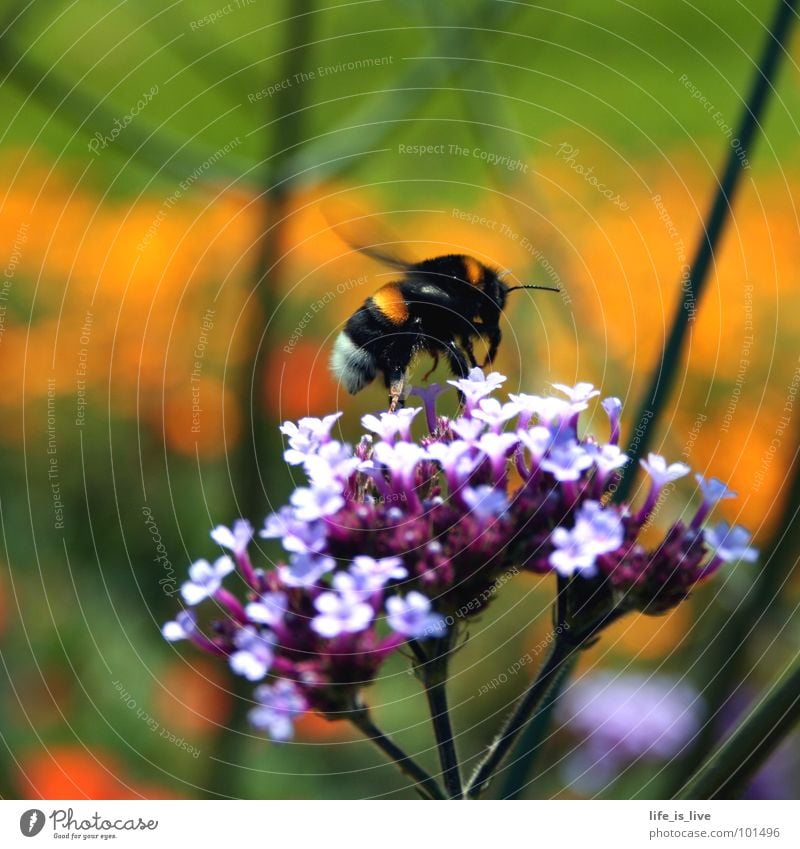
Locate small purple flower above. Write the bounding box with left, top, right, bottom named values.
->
left=601, top=397, right=622, bottom=445
left=180, top=556, right=235, bottom=606
left=261, top=508, right=327, bottom=555
left=427, top=440, right=479, bottom=490
left=473, top=397, right=521, bottom=431
left=704, top=522, right=758, bottom=563
left=692, top=475, right=738, bottom=527
left=450, top=417, right=486, bottom=444
left=448, top=368, right=506, bottom=410
left=588, top=443, right=629, bottom=480
left=229, top=627, right=275, bottom=681
left=463, top=485, right=509, bottom=518
left=696, top=475, right=737, bottom=504
left=246, top=592, right=289, bottom=627
left=549, top=501, right=624, bottom=577
left=386, top=591, right=447, bottom=638
left=311, top=590, right=374, bottom=638
left=162, top=610, right=196, bottom=642
left=409, top=383, right=446, bottom=432
left=536, top=395, right=585, bottom=426
left=540, top=439, right=594, bottom=482
left=362, top=407, right=421, bottom=443
left=249, top=679, right=308, bottom=742
left=280, top=553, right=335, bottom=587
left=290, top=483, right=345, bottom=521
left=281, top=413, right=342, bottom=464
left=640, top=453, right=691, bottom=489
left=476, top=431, right=519, bottom=478
left=346, top=555, right=408, bottom=593
left=552, top=382, right=601, bottom=404
left=517, top=425, right=553, bottom=464
left=304, top=441, right=360, bottom=486
left=210, top=519, right=254, bottom=557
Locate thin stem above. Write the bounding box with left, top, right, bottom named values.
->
left=497, top=653, right=578, bottom=800
left=465, top=604, right=626, bottom=799
left=676, top=658, right=800, bottom=799
left=614, top=0, right=798, bottom=502
left=466, top=635, right=572, bottom=799
left=350, top=706, right=445, bottom=801
left=420, top=635, right=463, bottom=799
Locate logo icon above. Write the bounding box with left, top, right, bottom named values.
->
left=19, top=809, right=46, bottom=837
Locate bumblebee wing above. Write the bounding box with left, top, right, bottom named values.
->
left=321, top=198, right=415, bottom=271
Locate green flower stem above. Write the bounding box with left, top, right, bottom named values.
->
left=465, top=631, right=573, bottom=799
left=465, top=603, right=626, bottom=799
left=497, top=653, right=579, bottom=799
left=350, top=705, right=445, bottom=801
left=676, top=658, right=800, bottom=799
left=419, top=635, right=463, bottom=799
left=614, top=0, right=798, bottom=502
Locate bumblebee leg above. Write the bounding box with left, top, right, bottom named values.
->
left=460, top=335, right=479, bottom=368
left=388, top=373, right=406, bottom=412
left=482, top=325, right=502, bottom=367
left=444, top=341, right=470, bottom=378
left=421, top=350, right=440, bottom=382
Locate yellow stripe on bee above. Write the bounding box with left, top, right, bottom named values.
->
left=372, top=284, right=409, bottom=325
left=463, top=256, right=483, bottom=286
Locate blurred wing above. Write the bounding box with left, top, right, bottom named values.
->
left=320, top=197, right=415, bottom=271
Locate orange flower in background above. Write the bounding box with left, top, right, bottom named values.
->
left=265, top=339, right=339, bottom=421
left=19, top=745, right=139, bottom=799
left=153, top=659, right=233, bottom=735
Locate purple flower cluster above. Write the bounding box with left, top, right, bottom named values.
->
left=162, top=369, right=756, bottom=740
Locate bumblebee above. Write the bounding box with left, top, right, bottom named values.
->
left=328, top=220, right=559, bottom=410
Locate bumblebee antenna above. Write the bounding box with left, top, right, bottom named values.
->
left=506, top=284, right=561, bottom=293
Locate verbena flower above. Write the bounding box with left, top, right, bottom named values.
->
left=163, top=368, right=756, bottom=740
left=558, top=671, right=702, bottom=791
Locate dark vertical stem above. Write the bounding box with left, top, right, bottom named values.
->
left=207, top=2, right=315, bottom=799
left=350, top=706, right=445, bottom=800
left=676, top=658, right=800, bottom=799
left=238, top=0, right=315, bottom=522
left=497, top=653, right=577, bottom=800
left=421, top=635, right=463, bottom=799
left=670, top=435, right=800, bottom=789
left=466, top=635, right=571, bottom=799
left=614, top=0, right=798, bottom=503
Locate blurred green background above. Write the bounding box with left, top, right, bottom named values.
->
left=1, top=0, right=799, bottom=799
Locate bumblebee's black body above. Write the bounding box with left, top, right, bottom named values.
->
left=330, top=254, right=510, bottom=405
